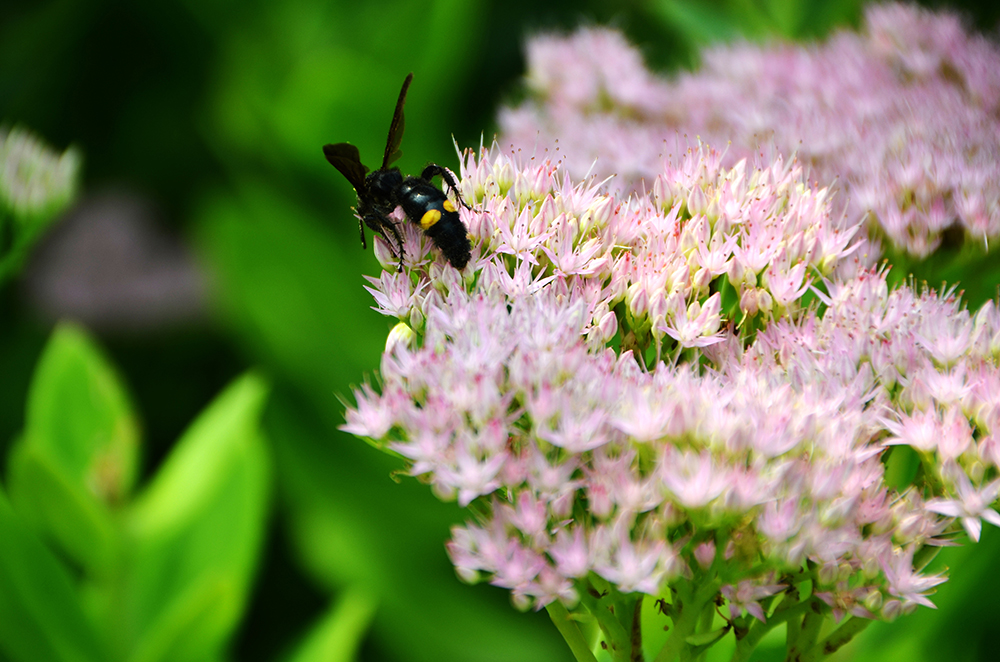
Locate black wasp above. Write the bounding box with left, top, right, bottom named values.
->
left=323, top=73, right=472, bottom=271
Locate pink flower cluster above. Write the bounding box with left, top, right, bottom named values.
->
left=499, top=4, right=1000, bottom=257
left=342, top=142, right=1000, bottom=628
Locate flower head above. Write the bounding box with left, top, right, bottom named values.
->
left=341, top=11, right=1000, bottom=658
left=342, top=138, right=1000, bottom=619
left=500, top=4, right=1000, bottom=258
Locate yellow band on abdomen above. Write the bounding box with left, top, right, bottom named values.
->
left=420, top=209, right=442, bottom=229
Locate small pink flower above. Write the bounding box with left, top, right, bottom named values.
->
left=659, top=450, right=730, bottom=509
left=721, top=577, right=785, bottom=622
left=925, top=464, right=1000, bottom=542
left=660, top=293, right=725, bottom=348
left=879, top=545, right=947, bottom=609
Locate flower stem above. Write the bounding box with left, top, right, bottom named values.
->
left=578, top=577, right=633, bottom=659
left=546, top=602, right=599, bottom=662
left=653, top=580, right=720, bottom=662
left=798, top=616, right=871, bottom=662
left=631, top=595, right=645, bottom=662
left=729, top=594, right=812, bottom=662
left=785, top=604, right=824, bottom=661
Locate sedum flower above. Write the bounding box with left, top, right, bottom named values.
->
left=340, top=10, right=1000, bottom=658
left=0, top=125, right=82, bottom=282
left=341, top=136, right=1000, bottom=662
left=499, top=4, right=1000, bottom=258
left=0, top=125, right=80, bottom=220
left=925, top=464, right=1000, bottom=542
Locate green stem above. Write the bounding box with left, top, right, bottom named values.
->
left=730, top=596, right=812, bottom=662
left=546, top=602, right=599, bottom=662
left=653, top=580, right=721, bottom=662
left=693, top=600, right=716, bottom=662
left=578, top=578, right=633, bottom=660
left=785, top=604, right=824, bottom=662
left=631, top=595, right=645, bottom=662
left=798, top=616, right=871, bottom=662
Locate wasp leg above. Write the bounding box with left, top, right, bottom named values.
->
left=357, top=216, right=368, bottom=249
left=363, top=211, right=406, bottom=271
left=420, top=163, right=472, bottom=210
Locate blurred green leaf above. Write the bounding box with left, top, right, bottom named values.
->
left=7, top=322, right=137, bottom=573
left=203, top=0, right=483, bottom=181
left=127, top=574, right=245, bottom=662
left=284, top=586, right=378, bottom=662
left=268, top=393, right=572, bottom=662
left=0, top=486, right=107, bottom=662
left=650, top=0, right=863, bottom=47
left=653, top=0, right=747, bottom=44
left=23, top=322, right=140, bottom=499
left=121, top=372, right=271, bottom=662
left=884, top=241, right=1000, bottom=312
left=6, top=439, right=118, bottom=576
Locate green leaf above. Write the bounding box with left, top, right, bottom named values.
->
left=122, top=372, right=271, bottom=662
left=0, top=487, right=107, bottom=662
left=6, top=439, right=118, bottom=576
left=852, top=527, right=1000, bottom=662
left=23, top=322, right=140, bottom=501
left=127, top=573, right=241, bottom=662
left=284, top=587, right=378, bottom=662
left=651, top=0, right=862, bottom=45
left=684, top=626, right=728, bottom=646
left=8, top=323, right=138, bottom=573
left=651, top=0, right=745, bottom=45
left=203, top=0, right=483, bottom=174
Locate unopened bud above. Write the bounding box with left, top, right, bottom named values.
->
left=385, top=322, right=416, bottom=354
left=863, top=589, right=883, bottom=612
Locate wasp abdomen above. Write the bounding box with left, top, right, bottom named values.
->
left=398, top=177, right=471, bottom=269
left=424, top=213, right=470, bottom=269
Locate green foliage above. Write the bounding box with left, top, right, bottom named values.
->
left=883, top=241, right=1000, bottom=312
left=0, top=325, right=276, bottom=662
left=122, top=371, right=270, bottom=662
left=267, top=393, right=572, bottom=662
left=0, top=488, right=107, bottom=662
left=8, top=323, right=136, bottom=576
left=283, top=587, right=378, bottom=662
left=650, top=0, right=864, bottom=46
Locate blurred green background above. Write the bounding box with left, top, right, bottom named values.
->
left=1, top=1, right=999, bottom=661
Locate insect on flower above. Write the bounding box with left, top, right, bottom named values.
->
left=323, top=73, right=472, bottom=270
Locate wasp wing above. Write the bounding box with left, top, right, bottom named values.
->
left=382, top=73, right=413, bottom=170
left=323, top=143, right=369, bottom=193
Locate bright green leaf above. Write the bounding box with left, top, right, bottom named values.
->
left=23, top=322, right=139, bottom=501
left=127, top=574, right=240, bottom=662
left=121, top=373, right=271, bottom=662
left=129, top=372, right=267, bottom=539
left=285, top=587, right=378, bottom=662
left=6, top=439, right=117, bottom=575
left=9, top=322, right=137, bottom=573
left=0, top=487, right=107, bottom=662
